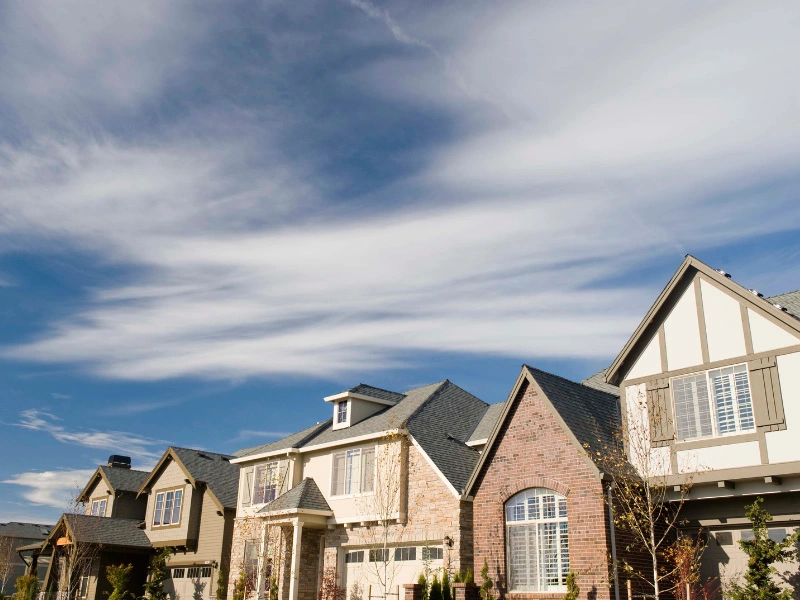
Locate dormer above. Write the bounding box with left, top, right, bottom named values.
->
left=325, top=384, right=405, bottom=430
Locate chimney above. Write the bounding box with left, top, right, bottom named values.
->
left=108, top=455, right=132, bottom=469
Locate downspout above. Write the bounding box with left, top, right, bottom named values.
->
left=607, top=482, right=620, bottom=600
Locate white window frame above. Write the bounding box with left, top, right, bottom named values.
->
left=505, top=488, right=569, bottom=593
left=153, top=488, right=184, bottom=527
left=337, top=401, right=349, bottom=425
left=79, top=575, right=89, bottom=598
left=671, top=363, right=756, bottom=442
left=252, top=461, right=280, bottom=505
left=330, top=446, right=376, bottom=498
left=90, top=498, right=107, bottom=517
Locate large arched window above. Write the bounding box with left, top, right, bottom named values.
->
left=505, top=488, right=569, bottom=592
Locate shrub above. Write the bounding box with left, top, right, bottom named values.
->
left=144, top=547, right=172, bottom=600
left=479, top=560, right=493, bottom=600
left=105, top=564, right=133, bottom=600
left=563, top=572, right=579, bottom=600
left=231, top=571, right=247, bottom=600
left=727, top=497, right=799, bottom=600
left=429, top=575, right=442, bottom=600
left=464, top=569, right=474, bottom=584
left=317, top=567, right=345, bottom=600
left=418, top=573, right=428, bottom=600
left=14, top=574, right=39, bottom=600
left=442, top=570, right=451, bottom=600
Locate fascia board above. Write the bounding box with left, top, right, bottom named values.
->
left=323, top=392, right=397, bottom=406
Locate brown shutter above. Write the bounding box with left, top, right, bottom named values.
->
left=646, top=377, right=674, bottom=447
left=240, top=466, right=254, bottom=507
left=748, top=357, right=786, bottom=431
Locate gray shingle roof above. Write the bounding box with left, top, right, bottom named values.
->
left=467, top=402, right=506, bottom=443
left=581, top=368, right=620, bottom=396
left=100, top=466, right=149, bottom=493
left=406, top=382, right=487, bottom=494
left=768, top=290, right=800, bottom=320
left=63, top=514, right=150, bottom=548
left=345, top=384, right=406, bottom=403
left=526, top=366, right=621, bottom=464
left=170, top=448, right=240, bottom=510
left=0, top=522, right=52, bottom=539
left=233, top=422, right=331, bottom=459
left=258, top=478, right=332, bottom=514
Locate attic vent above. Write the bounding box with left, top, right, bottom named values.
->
left=773, top=303, right=788, bottom=312
left=446, top=433, right=457, bottom=442
left=748, top=289, right=764, bottom=297
left=197, top=453, right=210, bottom=459
left=716, top=269, right=732, bottom=278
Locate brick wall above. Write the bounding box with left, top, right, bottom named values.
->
left=471, top=380, right=614, bottom=599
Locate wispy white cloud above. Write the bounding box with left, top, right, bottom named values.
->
left=16, top=409, right=163, bottom=459
left=2, top=468, right=94, bottom=508
left=51, top=393, right=72, bottom=400
left=1, top=0, right=799, bottom=383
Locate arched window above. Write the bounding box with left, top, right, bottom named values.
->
left=505, top=488, right=569, bottom=592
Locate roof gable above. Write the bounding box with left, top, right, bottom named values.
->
left=139, top=447, right=239, bottom=511
left=465, top=366, right=620, bottom=496
left=258, top=478, right=332, bottom=515
left=606, top=256, right=800, bottom=385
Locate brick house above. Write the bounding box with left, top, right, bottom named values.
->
left=227, top=381, right=502, bottom=600
left=465, top=365, right=640, bottom=600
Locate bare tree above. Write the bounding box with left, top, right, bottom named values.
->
left=50, top=498, right=100, bottom=600
left=0, top=535, right=16, bottom=595
left=594, top=385, right=697, bottom=600
left=355, top=435, right=407, bottom=598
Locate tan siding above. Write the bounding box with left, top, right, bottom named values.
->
left=112, top=492, right=148, bottom=520
left=189, top=490, right=227, bottom=564
left=86, top=479, right=113, bottom=516
left=144, top=459, right=193, bottom=544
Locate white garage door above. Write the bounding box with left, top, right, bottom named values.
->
left=342, top=546, right=444, bottom=599
left=167, top=566, right=214, bottom=600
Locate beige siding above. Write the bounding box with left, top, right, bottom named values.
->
left=664, top=283, right=704, bottom=370
left=144, top=459, right=193, bottom=544
left=765, top=351, right=800, bottom=463
left=748, top=308, right=800, bottom=353
left=626, top=334, right=662, bottom=380
left=85, top=478, right=113, bottom=516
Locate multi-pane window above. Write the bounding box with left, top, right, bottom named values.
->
left=344, top=550, right=364, bottom=563
left=187, top=567, right=212, bottom=579
left=394, top=547, right=416, bottom=561
left=172, top=568, right=185, bottom=579
left=331, top=447, right=375, bottom=496
left=79, top=576, right=89, bottom=598
left=672, top=364, right=755, bottom=441
left=506, top=488, right=569, bottom=592
left=369, top=548, right=389, bottom=562
left=337, top=402, right=348, bottom=424
left=90, top=499, right=107, bottom=517
left=422, top=546, right=443, bottom=561
left=153, top=489, right=183, bottom=526
left=253, top=462, right=279, bottom=504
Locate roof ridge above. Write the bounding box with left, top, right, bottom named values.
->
left=354, top=383, right=404, bottom=395
left=404, top=380, right=450, bottom=428
left=524, top=365, right=618, bottom=399
left=100, top=465, right=150, bottom=473
left=170, top=446, right=235, bottom=458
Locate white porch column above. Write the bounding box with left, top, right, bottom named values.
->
left=288, top=519, right=304, bottom=600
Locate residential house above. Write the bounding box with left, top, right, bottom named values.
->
left=138, top=447, right=240, bottom=600
left=605, top=255, right=800, bottom=589
left=465, top=365, right=648, bottom=599
left=33, top=456, right=150, bottom=600
left=228, top=381, right=500, bottom=600
left=1, top=522, right=52, bottom=595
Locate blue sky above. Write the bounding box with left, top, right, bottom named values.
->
left=2, top=0, right=800, bottom=523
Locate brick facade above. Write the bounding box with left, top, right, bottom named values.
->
left=471, top=380, right=614, bottom=599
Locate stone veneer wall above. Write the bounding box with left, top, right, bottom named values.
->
left=471, top=380, right=614, bottom=600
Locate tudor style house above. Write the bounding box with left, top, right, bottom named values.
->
left=228, top=381, right=502, bottom=600
left=465, top=365, right=649, bottom=599
left=605, top=255, right=800, bottom=587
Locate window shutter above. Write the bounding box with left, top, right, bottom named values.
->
left=646, top=378, right=674, bottom=447
left=241, top=466, right=254, bottom=507
left=748, top=357, right=786, bottom=431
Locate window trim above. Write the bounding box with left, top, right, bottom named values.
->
left=670, top=363, right=756, bottom=443
left=152, top=486, right=185, bottom=528
left=337, top=401, right=349, bottom=425
left=90, top=497, right=107, bottom=517
left=505, top=488, right=569, bottom=593
left=252, top=461, right=280, bottom=506
left=329, top=445, right=376, bottom=498
left=79, top=575, right=90, bottom=599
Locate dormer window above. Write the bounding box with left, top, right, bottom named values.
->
left=337, top=401, right=348, bottom=424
